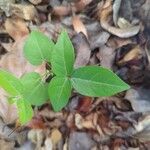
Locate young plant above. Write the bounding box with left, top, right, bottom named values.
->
left=0, top=30, right=130, bottom=125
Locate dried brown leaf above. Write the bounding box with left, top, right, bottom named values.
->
left=5, top=18, right=29, bottom=41
left=72, top=32, right=91, bottom=68
left=99, top=0, right=140, bottom=38
left=72, top=15, right=88, bottom=38
left=50, top=128, right=62, bottom=146
left=118, top=45, right=142, bottom=65
left=10, top=3, right=39, bottom=22
left=77, top=96, right=92, bottom=113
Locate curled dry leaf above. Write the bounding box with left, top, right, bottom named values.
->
left=99, top=0, right=140, bottom=38
left=72, top=15, right=88, bottom=38
left=72, top=32, right=91, bottom=68
left=117, top=17, right=132, bottom=29
left=113, top=0, right=122, bottom=26
left=5, top=18, right=29, bottom=41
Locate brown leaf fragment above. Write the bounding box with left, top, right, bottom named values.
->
left=74, top=0, right=93, bottom=12
left=75, top=113, right=95, bottom=129
left=96, top=45, right=115, bottom=69
left=77, top=96, right=93, bottom=113
left=52, top=5, right=71, bottom=17
left=99, top=0, right=140, bottom=38
left=72, top=15, right=88, bottom=38
left=118, top=45, right=142, bottom=65
left=72, top=32, right=91, bottom=68
left=27, top=116, right=46, bottom=129
left=5, top=18, right=29, bottom=41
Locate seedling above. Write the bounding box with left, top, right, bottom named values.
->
left=0, top=30, right=130, bottom=124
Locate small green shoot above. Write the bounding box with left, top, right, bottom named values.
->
left=0, top=30, right=130, bottom=125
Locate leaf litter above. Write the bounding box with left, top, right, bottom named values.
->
left=0, top=0, right=150, bottom=149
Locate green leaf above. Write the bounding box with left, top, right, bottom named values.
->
left=71, top=66, right=130, bottom=97
left=48, top=77, right=72, bottom=111
left=17, top=99, right=33, bottom=125
left=24, top=31, right=54, bottom=65
left=51, top=30, right=75, bottom=76
left=0, top=69, right=23, bottom=96
left=21, top=72, right=49, bottom=106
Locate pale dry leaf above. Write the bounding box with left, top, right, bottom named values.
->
left=117, top=17, right=132, bottom=29
left=0, top=139, right=15, bottom=150
left=10, top=3, right=39, bottom=22
left=75, top=113, right=95, bottom=129
left=50, top=129, right=62, bottom=146
left=5, top=18, right=29, bottom=41
left=74, top=0, right=93, bottom=12
left=43, top=138, right=53, bottom=150
left=0, top=89, right=18, bottom=124
left=118, top=45, right=142, bottom=65
left=28, top=129, right=45, bottom=149
left=72, top=15, right=88, bottom=38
